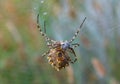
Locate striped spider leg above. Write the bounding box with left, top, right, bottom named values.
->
left=69, top=17, right=86, bottom=43
left=65, top=17, right=86, bottom=63
left=67, top=43, right=80, bottom=63
left=37, top=14, right=54, bottom=57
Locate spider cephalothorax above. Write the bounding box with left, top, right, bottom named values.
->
left=37, top=14, right=86, bottom=71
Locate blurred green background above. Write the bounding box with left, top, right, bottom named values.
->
left=0, top=0, right=120, bottom=84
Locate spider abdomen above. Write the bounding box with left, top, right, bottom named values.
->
left=47, top=48, right=69, bottom=71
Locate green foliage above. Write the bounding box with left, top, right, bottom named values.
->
left=0, top=0, right=120, bottom=84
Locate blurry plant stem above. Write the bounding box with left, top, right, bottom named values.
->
left=92, top=58, right=106, bottom=78
left=6, top=20, right=28, bottom=61
left=66, top=65, right=74, bottom=84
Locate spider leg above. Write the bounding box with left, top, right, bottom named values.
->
left=41, top=50, right=49, bottom=57
left=37, top=14, right=54, bottom=43
left=47, top=42, right=55, bottom=49
left=43, top=21, right=54, bottom=49
left=69, top=59, right=74, bottom=64
left=72, top=43, right=80, bottom=49
left=68, top=47, right=77, bottom=63
left=69, top=17, right=86, bottom=43
left=43, top=20, right=46, bottom=34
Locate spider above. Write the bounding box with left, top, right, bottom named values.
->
left=37, top=14, right=86, bottom=71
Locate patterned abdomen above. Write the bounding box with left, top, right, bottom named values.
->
left=47, top=49, right=70, bottom=71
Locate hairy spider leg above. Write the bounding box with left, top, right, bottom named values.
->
left=68, top=47, right=78, bottom=63
left=43, top=21, right=46, bottom=34
left=72, top=43, right=80, bottom=49
left=69, top=17, right=86, bottom=43
left=41, top=50, right=50, bottom=57
left=37, top=14, right=54, bottom=47
left=43, top=20, right=54, bottom=48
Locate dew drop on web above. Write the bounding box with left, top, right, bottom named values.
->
left=43, top=12, right=47, bottom=16
left=41, top=0, right=44, bottom=4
